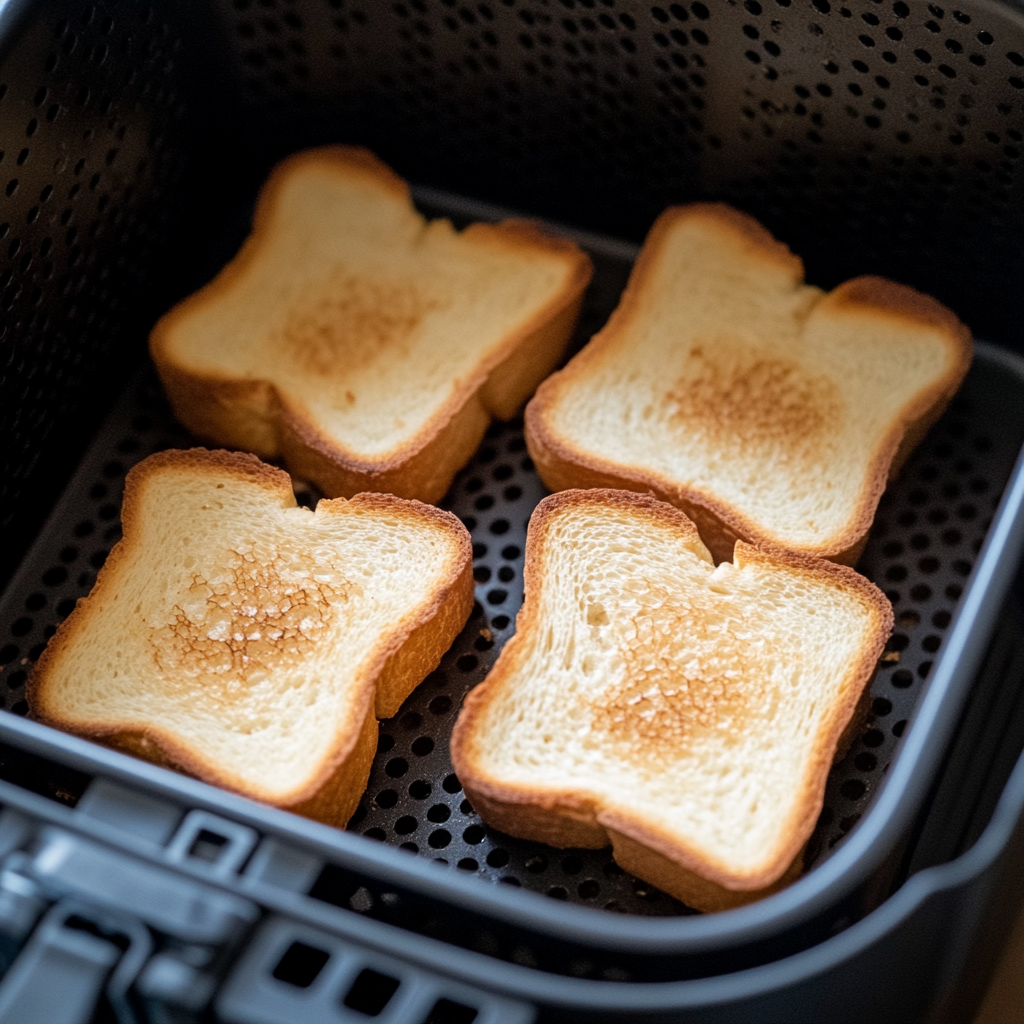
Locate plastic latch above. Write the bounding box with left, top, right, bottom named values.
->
left=29, top=827, right=258, bottom=945
left=217, top=915, right=535, bottom=1024
left=165, top=810, right=259, bottom=879
left=76, top=778, right=183, bottom=848
left=0, top=899, right=124, bottom=1024
left=243, top=836, right=323, bottom=894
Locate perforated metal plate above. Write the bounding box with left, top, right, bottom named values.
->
left=0, top=0, right=192, bottom=548
left=1, top=229, right=1022, bottom=917
left=211, top=0, right=1024, bottom=350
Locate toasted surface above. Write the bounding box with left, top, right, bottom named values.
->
left=526, top=204, right=972, bottom=562
left=29, top=449, right=473, bottom=825
left=451, top=490, right=892, bottom=911
left=151, top=146, right=593, bottom=503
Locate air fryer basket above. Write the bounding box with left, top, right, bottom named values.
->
left=1, top=0, right=1024, bottom=995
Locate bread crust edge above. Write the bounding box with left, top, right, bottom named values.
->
left=524, top=204, right=973, bottom=564
left=150, top=145, right=594, bottom=503
left=28, top=449, right=474, bottom=827
left=451, top=489, right=893, bottom=911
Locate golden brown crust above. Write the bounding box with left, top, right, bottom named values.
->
left=451, top=489, right=892, bottom=911
left=29, top=448, right=473, bottom=826
left=525, top=204, right=972, bottom=564
left=150, top=146, right=593, bottom=504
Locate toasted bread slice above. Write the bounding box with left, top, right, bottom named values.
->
left=451, top=490, right=891, bottom=912
left=29, top=449, right=473, bottom=826
left=526, top=204, right=972, bottom=563
left=151, top=146, right=593, bottom=503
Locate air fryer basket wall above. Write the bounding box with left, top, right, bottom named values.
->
left=2, top=0, right=1024, bottom=992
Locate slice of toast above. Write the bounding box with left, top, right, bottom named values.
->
left=151, top=146, right=593, bottom=504
left=450, top=489, right=892, bottom=912
left=29, top=449, right=473, bottom=826
left=525, top=204, right=972, bottom=564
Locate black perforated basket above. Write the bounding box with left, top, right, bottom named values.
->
left=2, top=0, right=1024, bottom=1019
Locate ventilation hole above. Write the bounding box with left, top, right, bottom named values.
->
left=428, top=695, right=452, bottom=715
left=42, top=566, right=67, bottom=585
left=922, top=635, right=942, bottom=653
left=497, top=567, right=515, bottom=583
left=271, top=941, right=330, bottom=988
left=486, top=589, right=507, bottom=605
left=363, top=828, right=387, bottom=841
left=458, top=858, right=479, bottom=871
left=343, top=968, right=400, bottom=1016
left=911, top=584, right=932, bottom=601
left=491, top=615, right=510, bottom=630
left=893, top=720, right=908, bottom=737
left=399, top=712, right=422, bottom=732
left=946, top=583, right=963, bottom=600
left=932, top=610, right=952, bottom=629
left=501, top=545, right=521, bottom=560
left=10, top=618, right=32, bottom=637
left=487, top=848, right=509, bottom=868
left=409, top=780, right=431, bottom=799
left=456, top=654, right=478, bottom=672
left=897, top=609, right=920, bottom=629
left=378, top=734, right=395, bottom=753
left=384, top=758, right=408, bottom=779
left=427, top=804, right=451, bottom=824
left=394, top=816, right=417, bottom=835
left=188, top=829, right=228, bottom=863
left=892, top=669, right=914, bottom=688
left=428, top=829, right=451, bottom=849
left=489, top=519, right=510, bottom=535
left=463, top=824, right=486, bottom=844
left=473, top=566, right=491, bottom=583
left=442, top=774, right=462, bottom=794
left=855, top=752, right=877, bottom=772
left=863, top=729, right=885, bottom=748
left=411, top=736, right=434, bottom=756
left=0, top=645, right=18, bottom=665
left=472, top=542, right=487, bottom=558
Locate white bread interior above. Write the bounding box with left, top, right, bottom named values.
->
left=526, top=204, right=972, bottom=563
left=451, top=489, right=892, bottom=911
left=151, top=147, right=592, bottom=503
left=30, top=449, right=473, bottom=825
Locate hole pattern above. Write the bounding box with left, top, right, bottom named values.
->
left=209, top=0, right=1024, bottom=351
left=1, top=232, right=1022, bottom=914
left=0, top=3, right=190, bottom=561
